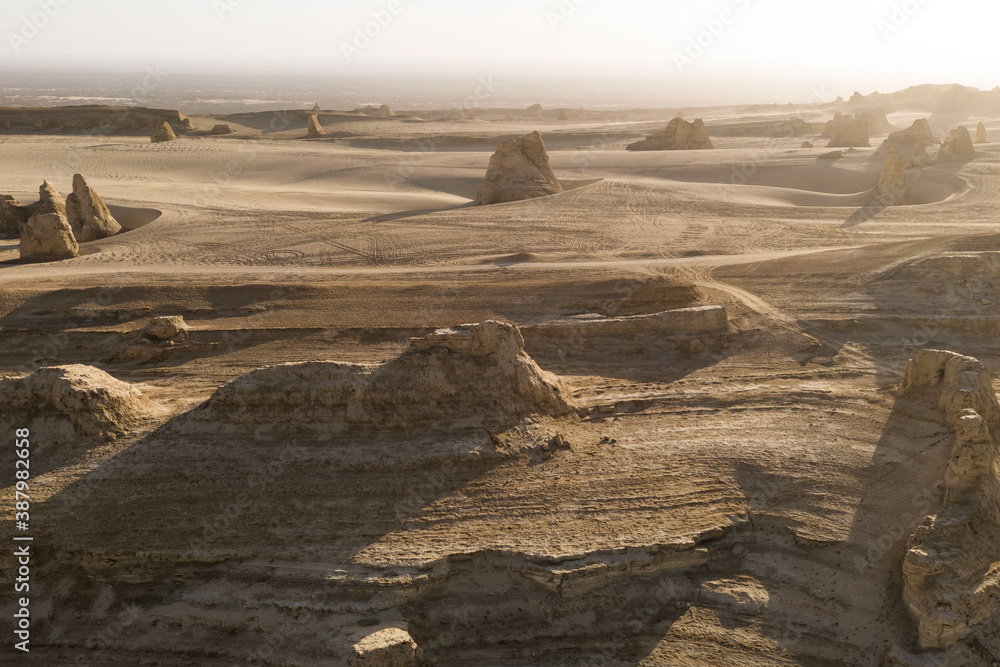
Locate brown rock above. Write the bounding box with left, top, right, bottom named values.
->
left=312, top=102, right=322, bottom=112
left=350, top=628, right=417, bottom=666
left=527, top=103, right=544, bottom=121
left=818, top=150, right=843, bottom=160
left=876, top=147, right=914, bottom=206
left=557, top=110, right=569, bottom=121
left=151, top=121, right=177, bottom=143
left=372, top=105, right=395, bottom=118
left=65, top=173, right=121, bottom=242
left=975, top=121, right=988, bottom=144
left=33, top=180, right=67, bottom=218
left=826, top=113, right=870, bottom=148
left=306, top=113, right=326, bottom=138
left=880, top=118, right=938, bottom=156
left=478, top=131, right=564, bottom=205
left=19, top=213, right=79, bottom=262
left=627, top=118, right=714, bottom=151
left=801, top=141, right=814, bottom=148
left=210, top=124, right=235, bottom=135
left=937, top=125, right=975, bottom=161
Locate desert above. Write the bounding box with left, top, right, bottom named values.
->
left=1, top=3, right=1000, bottom=666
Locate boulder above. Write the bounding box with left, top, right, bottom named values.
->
left=0, top=195, right=30, bottom=237
left=626, top=118, right=714, bottom=151
left=478, top=131, right=564, bottom=205
left=151, top=121, right=177, bottom=143
left=210, top=124, right=235, bottom=135
left=801, top=141, right=814, bottom=148
left=19, top=213, right=78, bottom=262
left=306, top=113, right=326, bottom=138
left=875, top=146, right=914, bottom=206
left=826, top=113, right=870, bottom=147
left=350, top=628, right=417, bottom=667
left=975, top=122, right=988, bottom=144
left=937, top=126, right=975, bottom=161
left=65, top=173, right=121, bottom=242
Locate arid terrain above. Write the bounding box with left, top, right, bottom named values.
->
left=1, top=84, right=999, bottom=665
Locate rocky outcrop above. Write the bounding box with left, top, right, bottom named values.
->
left=0, top=195, right=30, bottom=237
left=124, top=316, right=191, bottom=341
left=898, top=350, right=1000, bottom=652
left=151, top=121, right=177, bottom=143
left=825, top=113, right=870, bottom=148
left=372, top=105, right=395, bottom=118
left=875, top=146, right=914, bottom=206
left=557, top=110, right=569, bottom=121
left=0, top=106, right=189, bottom=136
left=818, top=150, right=843, bottom=160
left=478, top=131, right=564, bottom=205
left=210, top=124, right=235, bottom=135
left=801, top=141, right=814, bottom=148
left=312, top=102, right=322, bottom=113
left=527, top=104, right=544, bottom=121
left=202, top=321, right=572, bottom=430
left=306, top=113, right=326, bottom=138
left=0, top=365, right=158, bottom=446
left=627, top=118, right=714, bottom=151
left=350, top=628, right=417, bottom=666
left=858, top=108, right=892, bottom=135
left=881, top=119, right=938, bottom=158
left=937, top=126, right=975, bottom=161
left=19, top=213, right=78, bottom=262
left=65, top=173, right=121, bottom=242
left=34, top=180, right=67, bottom=218
left=975, top=122, right=988, bottom=144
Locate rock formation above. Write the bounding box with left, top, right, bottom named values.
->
left=801, top=141, right=814, bottom=148
left=818, top=150, right=843, bottom=160
left=201, top=321, right=572, bottom=430
left=306, top=113, right=326, bottom=138
left=875, top=146, right=914, bottom=206
left=65, top=173, right=121, bottom=242
left=897, top=350, right=1000, bottom=652
left=937, top=126, right=975, bottom=161
left=0, top=195, right=30, bottom=237
left=557, top=110, right=569, bottom=121
left=0, top=365, right=159, bottom=448
left=350, top=628, right=417, bottom=666
left=880, top=118, right=938, bottom=157
left=478, top=131, right=564, bottom=205
left=527, top=104, right=544, bottom=121
left=210, top=124, right=235, bottom=135
left=124, top=315, right=191, bottom=341
left=35, top=180, right=67, bottom=218
left=825, top=113, right=870, bottom=147
left=856, top=108, right=892, bottom=135
left=151, top=121, right=177, bottom=143
left=975, top=122, right=988, bottom=144
left=19, top=213, right=78, bottom=262
left=626, top=118, right=714, bottom=151
left=372, top=105, right=395, bottom=118
left=312, top=102, right=322, bottom=112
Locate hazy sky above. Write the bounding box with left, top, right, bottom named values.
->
left=3, top=0, right=998, bottom=101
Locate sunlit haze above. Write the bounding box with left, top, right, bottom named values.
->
left=3, top=0, right=999, bottom=105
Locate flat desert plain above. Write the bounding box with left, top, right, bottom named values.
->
left=1, top=98, right=999, bottom=666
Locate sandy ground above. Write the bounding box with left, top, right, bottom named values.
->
left=1, top=108, right=998, bottom=665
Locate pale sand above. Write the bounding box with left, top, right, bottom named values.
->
left=1, top=107, right=998, bottom=665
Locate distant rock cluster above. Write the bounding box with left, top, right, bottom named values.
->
left=478, top=131, right=564, bottom=205
left=3, top=176, right=121, bottom=262
left=627, top=117, right=714, bottom=151
left=825, top=113, right=870, bottom=148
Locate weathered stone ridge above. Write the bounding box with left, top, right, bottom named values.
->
left=65, top=173, right=121, bottom=242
